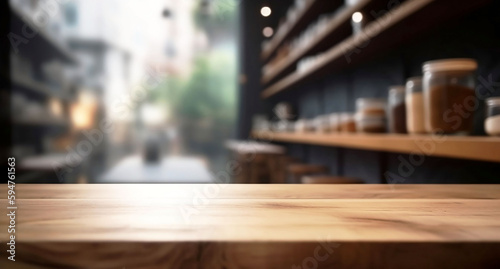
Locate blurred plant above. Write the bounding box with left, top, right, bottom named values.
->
left=149, top=51, right=236, bottom=121
left=194, top=0, right=238, bottom=37
left=145, top=0, right=238, bottom=159
left=147, top=50, right=236, bottom=156
left=212, top=0, right=240, bottom=19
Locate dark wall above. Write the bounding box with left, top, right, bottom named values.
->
left=238, top=0, right=500, bottom=183
left=237, top=0, right=288, bottom=139
left=0, top=0, right=11, bottom=180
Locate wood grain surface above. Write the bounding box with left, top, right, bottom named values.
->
left=1, top=184, right=500, bottom=268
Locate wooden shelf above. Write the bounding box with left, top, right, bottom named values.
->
left=252, top=131, right=500, bottom=163
left=261, top=0, right=345, bottom=62
left=10, top=3, right=78, bottom=64
left=261, top=0, right=371, bottom=84
left=261, top=0, right=491, bottom=98
left=261, top=0, right=433, bottom=98
left=261, top=0, right=317, bottom=61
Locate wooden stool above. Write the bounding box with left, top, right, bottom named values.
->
left=287, top=164, right=328, bottom=183
left=301, top=175, right=364, bottom=184
left=233, top=152, right=252, bottom=183
left=267, top=155, right=301, bottom=183
left=249, top=153, right=272, bottom=184
left=233, top=153, right=270, bottom=184
left=226, top=141, right=286, bottom=183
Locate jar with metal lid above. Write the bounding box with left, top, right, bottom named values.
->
left=388, top=86, right=407, bottom=134
left=328, top=113, right=340, bottom=132
left=295, top=119, right=306, bottom=133
left=355, top=113, right=386, bottom=133
left=272, top=120, right=294, bottom=132
left=423, top=58, right=478, bottom=134
left=295, top=119, right=314, bottom=133
left=252, top=115, right=270, bottom=131
left=356, top=98, right=387, bottom=117
left=339, top=113, right=356, bottom=133
left=485, top=97, right=500, bottom=136
left=274, top=102, right=295, bottom=121
left=405, top=77, right=425, bottom=134
left=313, top=115, right=329, bottom=133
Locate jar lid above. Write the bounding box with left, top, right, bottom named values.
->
left=406, top=76, right=422, bottom=84
left=406, top=77, right=423, bottom=91
left=314, top=115, right=328, bottom=124
left=339, top=112, right=355, bottom=121
left=356, top=98, right=387, bottom=108
left=423, top=58, right=478, bottom=73
left=406, top=76, right=422, bottom=82
left=486, top=97, right=500, bottom=106
left=328, top=113, right=339, bottom=120
left=389, top=86, right=405, bottom=94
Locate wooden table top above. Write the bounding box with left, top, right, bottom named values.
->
left=1, top=184, right=500, bottom=268
left=2, top=184, right=500, bottom=243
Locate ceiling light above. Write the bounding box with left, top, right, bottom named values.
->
left=263, top=27, right=273, bottom=37
left=261, top=6, right=271, bottom=17
left=352, top=12, right=363, bottom=23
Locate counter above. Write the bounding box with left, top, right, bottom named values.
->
left=1, top=184, right=500, bottom=268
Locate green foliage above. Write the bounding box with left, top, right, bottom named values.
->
left=149, top=50, right=237, bottom=126
left=144, top=1, right=239, bottom=156
left=194, top=0, right=238, bottom=34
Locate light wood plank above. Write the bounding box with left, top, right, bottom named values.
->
left=4, top=184, right=500, bottom=200
left=1, top=184, right=499, bottom=268
left=2, top=198, right=500, bottom=242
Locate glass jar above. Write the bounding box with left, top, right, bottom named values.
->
left=313, top=115, right=329, bottom=133
left=355, top=113, right=386, bottom=133
left=272, top=120, right=293, bottom=132
left=423, top=58, right=477, bottom=134
left=328, top=113, right=340, bottom=132
left=295, top=119, right=307, bottom=133
left=252, top=115, right=270, bottom=131
left=485, top=97, right=500, bottom=136
left=388, top=86, right=407, bottom=134
left=295, top=119, right=314, bottom=133
left=405, top=77, right=425, bottom=134
left=339, top=113, right=356, bottom=133
left=356, top=98, right=387, bottom=117
left=274, top=102, right=295, bottom=121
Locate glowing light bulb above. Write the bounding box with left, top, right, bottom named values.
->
left=352, top=12, right=363, bottom=23
left=263, top=27, right=274, bottom=37
left=261, top=6, right=271, bottom=17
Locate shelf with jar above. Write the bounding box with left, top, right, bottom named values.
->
left=252, top=58, right=500, bottom=163
left=261, top=0, right=491, bottom=98
left=262, top=0, right=322, bottom=61
left=261, top=0, right=371, bottom=84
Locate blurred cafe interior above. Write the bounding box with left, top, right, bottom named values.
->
left=3, top=0, right=500, bottom=268
left=4, top=0, right=500, bottom=185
